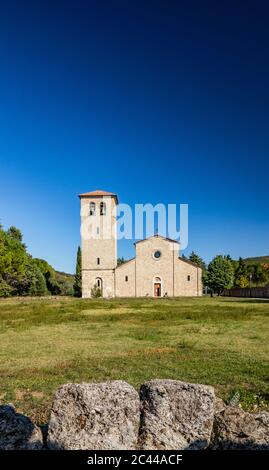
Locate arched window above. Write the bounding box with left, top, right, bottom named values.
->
left=96, top=278, right=103, bottom=294
left=154, top=276, right=161, bottom=283
left=89, top=202, right=96, bottom=216
left=100, top=202, right=106, bottom=215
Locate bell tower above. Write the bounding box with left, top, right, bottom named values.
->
left=79, top=189, right=118, bottom=298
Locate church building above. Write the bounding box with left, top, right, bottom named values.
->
left=79, top=190, right=202, bottom=298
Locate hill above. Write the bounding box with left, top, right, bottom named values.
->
left=244, top=256, right=269, bottom=265
left=55, top=270, right=75, bottom=294
left=33, top=259, right=75, bottom=296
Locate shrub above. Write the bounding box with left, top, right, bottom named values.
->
left=90, top=283, right=102, bottom=298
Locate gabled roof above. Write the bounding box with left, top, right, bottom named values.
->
left=116, top=257, right=135, bottom=269
left=134, top=234, right=180, bottom=245
left=178, top=256, right=201, bottom=269
left=79, top=189, right=118, bottom=203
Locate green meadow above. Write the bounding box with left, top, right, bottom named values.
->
left=0, top=296, right=268, bottom=424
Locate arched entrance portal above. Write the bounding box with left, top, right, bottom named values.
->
left=153, top=276, right=162, bottom=297
left=96, top=277, right=103, bottom=295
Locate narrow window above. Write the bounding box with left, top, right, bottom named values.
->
left=100, top=202, right=106, bottom=215
left=125, top=276, right=128, bottom=282
left=97, top=257, right=100, bottom=265
left=187, top=275, right=191, bottom=281
left=96, top=227, right=100, bottom=235
left=89, top=202, right=96, bottom=216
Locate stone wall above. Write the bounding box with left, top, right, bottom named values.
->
left=82, top=269, right=115, bottom=298
left=115, top=259, right=136, bottom=297
left=174, top=258, right=202, bottom=297
left=1, top=380, right=268, bottom=450
left=134, top=237, right=202, bottom=297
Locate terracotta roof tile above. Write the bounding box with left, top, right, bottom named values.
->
left=79, top=189, right=118, bottom=203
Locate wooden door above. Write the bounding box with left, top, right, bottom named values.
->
left=154, top=283, right=161, bottom=297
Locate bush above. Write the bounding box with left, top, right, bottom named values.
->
left=0, top=276, right=15, bottom=297
left=28, top=264, right=48, bottom=296
left=90, top=284, right=102, bottom=298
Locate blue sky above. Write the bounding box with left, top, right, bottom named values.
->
left=0, top=0, right=268, bottom=273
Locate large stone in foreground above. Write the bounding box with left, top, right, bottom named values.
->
left=47, top=381, right=140, bottom=450
left=0, top=404, right=43, bottom=450
left=211, top=406, right=269, bottom=450
left=139, top=379, right=215, bottom=450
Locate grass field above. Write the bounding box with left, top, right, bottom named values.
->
left=0, top=296, right=268, bottom=425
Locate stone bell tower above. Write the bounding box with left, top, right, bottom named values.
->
left=79, top=189, right=118, bottom=298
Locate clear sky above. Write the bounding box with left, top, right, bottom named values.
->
left=0, top=0, right=268, bottom=273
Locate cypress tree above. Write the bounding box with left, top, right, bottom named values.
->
left=74, top=246, right=82, bottom=297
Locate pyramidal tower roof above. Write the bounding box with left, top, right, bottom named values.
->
left=79, top=189, right=118, bottom=203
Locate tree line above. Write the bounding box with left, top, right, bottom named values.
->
left=0, top=225, right=74, bottom=297
left=187, top=251, right=269, bottom=295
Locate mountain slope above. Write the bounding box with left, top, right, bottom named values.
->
left=244, top=256, right=269, bottom=265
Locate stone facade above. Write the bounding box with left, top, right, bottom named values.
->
left=82, top=270, right=115, bottom=299
left=80, top=190, right=117, bottom=298
left=80, top=190, right=202, bottom=298
left=115, top=259, right=136, bottom=297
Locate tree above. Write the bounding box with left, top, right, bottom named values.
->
left=74, top=246, right=82, bottom=297
left=27, top=263, right=48, bottom=296
left=0, top=275, right=14, bottom=297
left=117, top=257, right=125, bottom=266
left=202, top=269, right=209, bottom=288
left=54, top=271, right=74, bottom=296
left=33, top=258, right=54, bottom=279
left=6, top=226, right=23, bottom=242
left=189, top=251, right=207, bottom=270
left=34, top=258, right=73, bottom=295
left=0, top=225, right=31, bottom=295
left=207, top=255, right=234, bottom=295
left=0, top=224, right=74, bottom=297
left=189, top=251, right=208, bottom=288
left=33, top=267, right=48, bottom=296
left=238, top=275, right=249, bottom=288
left=45, top=272, right=61, bottom=295
left=234, top=257, right=247, bottom=287
left=247, top=263, right=268, bottom=286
